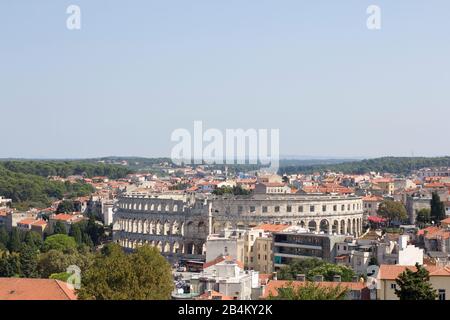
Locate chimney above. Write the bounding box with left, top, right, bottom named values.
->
left=272, top=272, right=278, bottom=281
left=333, top=275, right=341, bottom=282
left=296, top=274, right=306, bottom=282
left=313, top=275, right=324, bottom=282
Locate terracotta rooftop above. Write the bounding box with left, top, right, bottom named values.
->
left=379, top=264, right=450, bottom=280
left=203, top=255, right=244, bottom=270
left=196, top=290, right=234, bottom=300
left=253, top=223, right=290, bottom=233
left=0, top=278, right=77, bottom=300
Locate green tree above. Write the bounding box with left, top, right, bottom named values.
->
left=24, top=231, right=44, bottom=251
left=377, top=200, right=408, bottom=223
left=430, top=192, right=446, bottom=223
left=69, top=223, right=83, bottom=246
left=0, top=251, right=21, bottom=277
left=38, top=249, right=94, bottom=278
left=278, top=258, right=325, bottom=280
left=416, top=208, right=431, bottom=227
left=19, top=245, right=39, bottom=278
left=307, top=264, right=355, bottom=282
left=57, top=200, right=75, bottom=214
left=43, top=234, right=77, bottom=252
left=53, top=221, right=67, bottom=235
left=0, top=227, right=8, bottom=250
left=395, top=263, right=437, bottom=300
left=8, top=228, right=22, bottom=253
left=77, top=244, right=173, bottom=300
left=267, top=281, right=348, bottom=300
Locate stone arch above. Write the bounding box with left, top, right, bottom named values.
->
left=156, top=241, right=162, bottom=252
left=150, top=203, right=155, bottom=211
left=319, top=219, right=330, bottom=234
left=164, top=220, right=171, bottom=235
left=332, top=220, right=339, bottom=234
left=308, top=220, right=317, bottom=232
left=171, top=220, right=181, bottom=235
left=163, top=242, right=171, bottom=253
left=172, top=241, right=182, bottom=254
left=173, top=204, right=178, bottom=212
left=156, top=220, right=162, bottom=235
left=340, top=220, right=346, bottom=235
left=297, top=220, right=305, bottom=228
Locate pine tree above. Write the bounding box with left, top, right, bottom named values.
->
left=395, top=263, right=437, bottom=300
left=53, top=221, right=67, bottom=235
left=8, top=228, right=22, bottom=253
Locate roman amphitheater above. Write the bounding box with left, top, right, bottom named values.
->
left=113, top=192, right=364, bottom=259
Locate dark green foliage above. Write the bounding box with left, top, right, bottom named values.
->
left=77, top=244, right=173, bottom=300
left=19, top=245, right=39, bottom=278
left=212, top=185, right=251, bottom=196
left=278, top=258, right=355, bottom=282
left=0, top=160, right=131, bottom=179
left=56, top=200, right=76, bottom=213
left=416, top=208, right=431, bottom=226
left=377, top=200, right=408, bottom=223
left=53, top=221, right=67, bottom=235
left=268, top=281, right=348, bottom=300
left=395, top=263, right=437, bottom=300
left=0, top=165, right=95, bottom=209
left=8, top=228, right=23, bottom=253
left=279, top=156, right=450, bottom=175
left=430, top=192, right=446, bottom=223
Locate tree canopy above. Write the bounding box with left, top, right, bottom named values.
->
left=395, top=263, right=437, bottom=300
left=377, top=200, right=408, bottom=223
left=77, top=244, right=173, bottom=300
left=267, top=281, right=348, bottom=300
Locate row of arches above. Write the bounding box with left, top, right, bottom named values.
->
left=212, top=217, right=363, bottom=236
left=118, top=201, right=182, bottom=213
left=118, top=238, right=205, bottom=255
left=116, top=218, right=208, bottom=237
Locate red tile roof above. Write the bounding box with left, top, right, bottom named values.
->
left=253, top=224, right=290, bottom=233
left=196, top=290, right=234, bottom=300
left=379, top=265, right=450, bottom=280
left=0, top=278, right=77, bottom=300
left=203, top=255, right=244, bottom=269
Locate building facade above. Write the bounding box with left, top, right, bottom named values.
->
left=113, top=192, right=364, bottom=260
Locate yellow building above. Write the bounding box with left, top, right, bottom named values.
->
left=377, top=264, right=450, bottom=300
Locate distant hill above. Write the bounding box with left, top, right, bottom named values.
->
left=278, top=156, right=450, bottom=175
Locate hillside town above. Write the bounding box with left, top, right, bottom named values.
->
left=1, top=161, right=450, bottom=300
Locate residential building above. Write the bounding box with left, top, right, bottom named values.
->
left=377, top=264, right=450, bottom=300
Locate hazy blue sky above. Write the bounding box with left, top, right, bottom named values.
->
left=1, top=1, right=449, bottom=159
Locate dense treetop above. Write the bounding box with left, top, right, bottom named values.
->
left=278, top=156, right=450, bottom=175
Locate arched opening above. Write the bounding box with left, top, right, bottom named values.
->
left=308, top=220, right=317, bottom=232
left=340, top=220, right=346, bottom=234
left=164, top=242, right=171, bottom=253
left=164, top=220, right=171, bottom=235
left=319, top=219, right=330, bottom=234
left=332, top=220, right=339, bottom=234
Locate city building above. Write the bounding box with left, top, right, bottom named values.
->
left=377, top=264, right=450, bottom=300
left=273, top=228, right=348, bottom=268
left=113, top=192, right=364, bottom=261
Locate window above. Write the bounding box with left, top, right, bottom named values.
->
left=310, top=205, right=315, bottom=212
left=262, top=206, right=268, bottom=213
left=250, top=206, right=256, bottom=213
left=322, top=205, right=327, bottom=212
left=341, top=205, right=345, bottom=211
left=275, top=206, right=280, bottom=213
left=333, top=205, right=337, bottom=211
left=298, top=206, right=304, bottom=213
left=287, top=205, right=292, bottom=213
left=439, top=289, right=446, bottom=301
left=238, top=206, right=243, bottom=213
left=391, top=283, right=396, bottom=289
